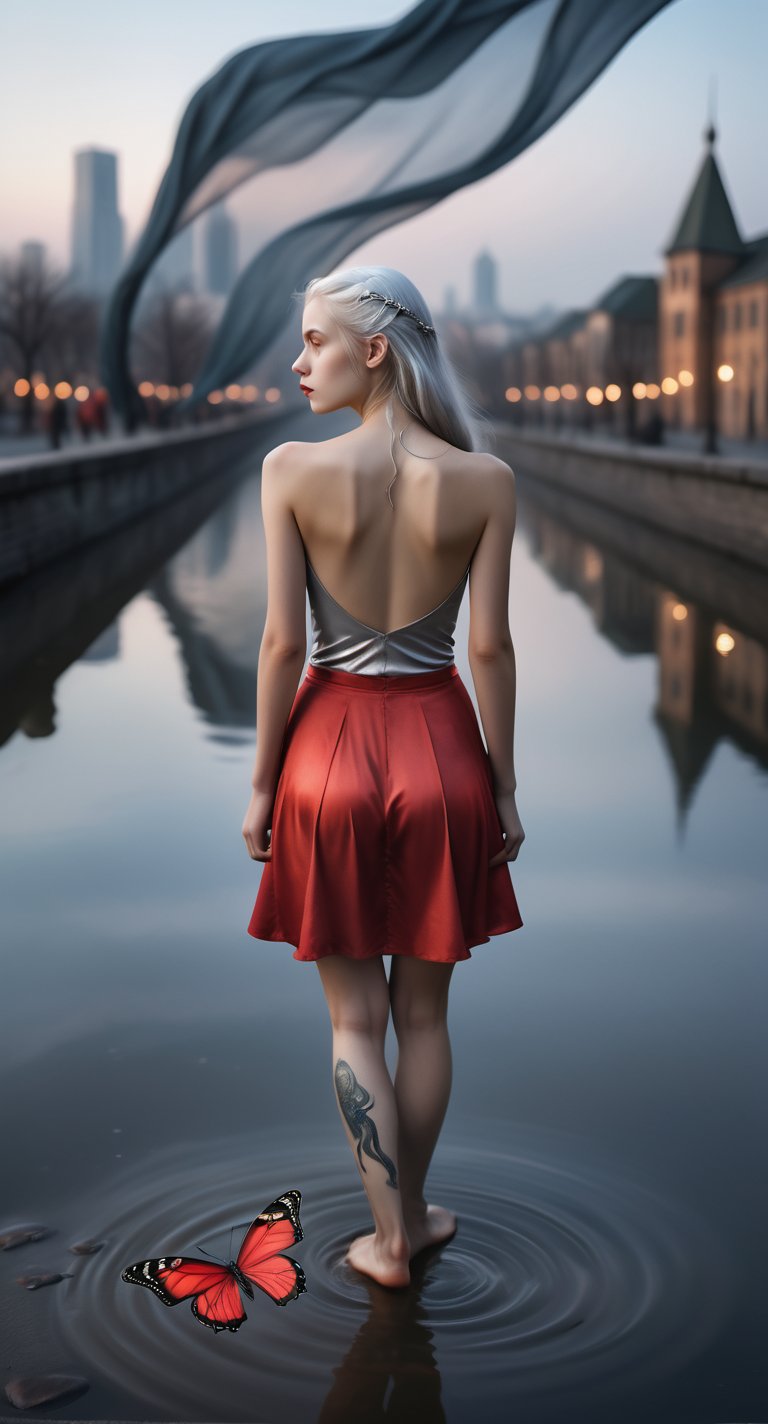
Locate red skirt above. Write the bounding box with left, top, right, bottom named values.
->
left=247, top=663, right=523, bottom=963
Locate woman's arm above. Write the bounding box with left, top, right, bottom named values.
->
left=250, top=444, right=307, bottom=799
left=466, top=459, right=519, bottom=797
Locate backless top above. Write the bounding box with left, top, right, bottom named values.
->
left=305, top=551, right=470, bottom=675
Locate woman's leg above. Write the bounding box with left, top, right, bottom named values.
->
left=388, top=957, right=458, bottom=1253
left=316, top=955, right=411, bottom=1286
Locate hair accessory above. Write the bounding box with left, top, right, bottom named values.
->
left=358, top=289, right=435, bottom=335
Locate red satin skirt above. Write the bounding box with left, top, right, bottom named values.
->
left=247, top=662, right=523, bottom=963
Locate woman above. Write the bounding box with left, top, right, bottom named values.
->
left=242, top=266, right=525, bottom=1289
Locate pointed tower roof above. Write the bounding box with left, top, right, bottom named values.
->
left=664, top=121, right=743, bottom=258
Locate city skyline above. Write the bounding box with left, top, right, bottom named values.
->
left=1, top=0, right=765, bottom=318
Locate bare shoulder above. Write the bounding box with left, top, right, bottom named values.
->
left=260, top=439, right=318, bottom=497
left=261, top=440, right=313, bottom=472
left=466, top=451, right=516, bottom=507
left=470, top=450, right=515, bottom=482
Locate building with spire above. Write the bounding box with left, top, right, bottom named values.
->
left=660, top=121, right=768, bottom=439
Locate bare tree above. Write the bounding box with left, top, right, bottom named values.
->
left=0, top=251, right=75, bottom=433
left=44, top=289, right=102, bottom=388
left=131, top=287, right=215, bottom=396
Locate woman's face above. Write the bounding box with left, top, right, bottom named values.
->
left=291, top=296, right=385, bottom=415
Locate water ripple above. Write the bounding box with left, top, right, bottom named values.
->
left=54, top=1121, right=735, bottom=1419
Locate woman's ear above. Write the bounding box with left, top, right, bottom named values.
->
left=366, top=333, right=389, bottom=370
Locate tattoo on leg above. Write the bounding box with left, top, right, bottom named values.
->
left=334, top=1058, right=398, bottom=1189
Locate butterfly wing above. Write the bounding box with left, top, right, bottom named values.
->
left=235, top=1190, right=307, bottom=1307
left=121, top=1256, right=247, bottom=1333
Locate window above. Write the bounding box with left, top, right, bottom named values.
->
left=734, top=302, right=742, bottom=331
left=673, top=310, right=685, bottom=337
left=749, top=299, right=759, bottom=327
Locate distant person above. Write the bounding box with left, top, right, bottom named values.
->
left=640, top=409, right=664, bottom=445
left=75, top=392, right=97, bottom=441
left=92, top=387, right=110, bottom=435
left=46, top=395, right=68, bottom=450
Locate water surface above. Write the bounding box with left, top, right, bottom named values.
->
left=1, top=418, right=766, bottom=1421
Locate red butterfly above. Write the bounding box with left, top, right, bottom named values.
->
left=121, top=1189, right=306, bottom=1332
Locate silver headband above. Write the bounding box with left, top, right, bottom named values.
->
left=358, top=288, right=435, bottom=335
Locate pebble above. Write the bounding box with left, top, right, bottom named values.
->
left=0, top=1223, right=50, bottom=1250
left=15, top=1270, right=73, bottom=1289
left=68, top=1237, right=105, bottom=1255
left=4, top=1374, right=89, bottom=1409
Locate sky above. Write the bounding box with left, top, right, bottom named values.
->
left=1, top=0, right=765, bottom=318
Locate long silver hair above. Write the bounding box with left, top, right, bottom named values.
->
left=293, top=265, right=493, bottom=452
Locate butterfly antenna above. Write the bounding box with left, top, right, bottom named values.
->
left=193, top=1244, right=221, bottom=1260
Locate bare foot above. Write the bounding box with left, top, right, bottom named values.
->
left=402, top=1203, right=457, bottom=1258
left=343, top=1232, right=411, bottom=1288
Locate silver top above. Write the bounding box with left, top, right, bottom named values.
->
left=305, top=554, right=470, bottom=675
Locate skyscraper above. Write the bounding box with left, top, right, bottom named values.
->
left=473, top=249, right=500, bottom=319
left=70, top=147, right=124, bottom=297
left=203, top=202, right=238, bottom=297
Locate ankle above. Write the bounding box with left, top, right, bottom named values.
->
left=377, top=1230, right=410, bottom=1260
left=401, top=1197, right=428, bottom=1222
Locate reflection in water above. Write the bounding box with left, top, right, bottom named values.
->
left=0, top=451, right=255, bottom=748
left=55, top=1123, right=732, bottom=1421
left=4, top=449, right=768, bottom=782
left=516, top=472, right=768, bottom=811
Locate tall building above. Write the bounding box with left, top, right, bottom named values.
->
left=473, top=249, right=500, bottom=319
left=660, top=121, right=768, bottom=439
left=148, top=226, right=196, bottom=295
left=203, top=202, right=238, bottom=297
left=70, top=147, right=124, bottom=297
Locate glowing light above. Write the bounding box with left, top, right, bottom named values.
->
left=717, top=363, right=734, bottom=382
left=138, top=381, right=154, bottom=397
left=13, top=378, right=30, bottom=397
left=54, top=382, right=72, bottom=398
left=560, top=383, right=578, bottom=400
left=678, top=369, right=694, bottom=386
left=208, top=390, right=224, bottom=404
left=585, top=386, right=603, bottom=406
left=671, top=603, right=687, bottom=621
left=645, top=383, right=660, bottom=399
left=225, top=383, right=242, bottom=399
left=265, top=387, right=281, bottom=403
left=605, top=384, right=621, bottom=402
left=242, top=384, right=258, bottom=400
left=715, top=630, right=735, bottom=655
left=523, top=384, right=540, bottom=401
left=505, top=387, right=522, bottom=402
left=155, top=384, right=170, bottom=400
left=74, top=385, right=90, bottom=401
left=632, top=382, right=647, bottom=399
left=543, top=385, right=560, bottom=401
left=180, top=382, right=193, bottom=397
left=34, top=382, right=50, bottom=400
left=583, top=548, right=603, bottom=581
left=661, top=376, right=678, bottom=394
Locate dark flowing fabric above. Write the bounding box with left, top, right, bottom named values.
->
left=101, top=0, right=674, bottom=422
left=247, top=664, right=523, bottom=962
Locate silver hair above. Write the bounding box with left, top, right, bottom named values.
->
left=292, top=265, right=494, bottom=453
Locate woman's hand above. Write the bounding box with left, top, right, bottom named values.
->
left=242, top=788, right=274, bottom=862
left=489, top=789, right=525, bottom=867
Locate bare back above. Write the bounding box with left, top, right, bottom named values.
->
left=286, top=425, right=515, bottom=647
